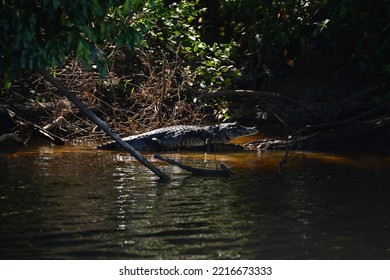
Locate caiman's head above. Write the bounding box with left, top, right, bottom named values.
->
left=217, top=122, right=258, bottom=143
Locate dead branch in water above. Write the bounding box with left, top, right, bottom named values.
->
left=154, top=154, right=234, bottom=177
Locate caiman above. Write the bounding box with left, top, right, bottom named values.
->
left=97, top=122, right=258, bottom=151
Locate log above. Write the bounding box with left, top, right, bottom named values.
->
left=245, top=116, right=390, bottom=152
left=38, top=69, right=170, bottom=181
left=154, top=154, right=233, bottom=177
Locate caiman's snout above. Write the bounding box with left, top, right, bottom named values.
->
left=236, top=125, right=258, bottom=138
left=242, top=125, right=258, bottom=135
left=219, top=122, right=259, bottom=142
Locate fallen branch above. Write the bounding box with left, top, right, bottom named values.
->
left=1, top=105, right=65, bottom=145
left=38, top=69, right=170, bottom=182
left=245, top=116, right=390, bottom=151
left=185, top=87, right=318, bottom=117
left=154, top=154, right=233, bottom=177
left=307, top=102, right=390, bottom=130
left=27, top=122, right=65, bottom=145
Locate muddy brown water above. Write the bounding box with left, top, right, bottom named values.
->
left=0, top=137, right=389, bottom=259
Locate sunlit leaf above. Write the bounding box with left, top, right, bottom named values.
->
left=3, top=79, right=12, bottom=91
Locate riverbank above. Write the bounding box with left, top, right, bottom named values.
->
left=1, top=44, right=389, bottom=154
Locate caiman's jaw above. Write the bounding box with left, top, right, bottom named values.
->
left=218, top=122, right=258, bottom=143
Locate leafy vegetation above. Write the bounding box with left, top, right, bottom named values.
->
left=135, top=0, right=239, bottom=89
left=319, top=0, right=390, bottom=76
left=0, top=0, right=144, bottom=89
left=0, top=0, right=389, bottom=141
left=198, top=0, right=389, bottom=86
left=2, top=0, right=388, bottom=90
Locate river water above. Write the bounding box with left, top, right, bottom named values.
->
left=0, top=141, right=389, bottom=259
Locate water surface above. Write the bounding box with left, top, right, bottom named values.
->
left=0, top=143, right=389, bottom=259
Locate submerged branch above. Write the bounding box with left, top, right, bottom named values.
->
left=154, top=154, right=233, bottom=177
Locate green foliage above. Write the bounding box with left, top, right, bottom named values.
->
left=2, top=0, right=388, bottom=95
left=197, top=0, right=389, bottom=85
left=136, top=0, right=238, bottom=89
left=211, top=0, right=324, bottom=82
left=321, top=0, right=390, bottom=76
left=0, top=0, right=144, bottom=89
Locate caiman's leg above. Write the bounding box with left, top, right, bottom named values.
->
left=151, top=137, right=165, bottom=151
left=205, top=137, right=215, bottom=152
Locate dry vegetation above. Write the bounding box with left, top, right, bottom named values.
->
left=7, top=47, right=208, bottom=143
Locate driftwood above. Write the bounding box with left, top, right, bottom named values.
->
left=245, top=116, right=390, bottom=151
left=26, top=122, right=65, bottom=145
left=1, top=105, right=64, bottom=146
left=154, top=154, right=234, bottom=177
left=38, top=69, right=170, bottom=181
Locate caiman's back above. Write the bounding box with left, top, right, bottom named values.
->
left=97, top=125, right=213, bottom=151
left=96, top=122, right=258, bottom=151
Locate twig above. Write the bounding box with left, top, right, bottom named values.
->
left=158, top=53, right=167, bottom=125
left=278, top=145, right=291, bottom=174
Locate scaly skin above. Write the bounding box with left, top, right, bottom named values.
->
left=96, top=122, right=258, bottom=151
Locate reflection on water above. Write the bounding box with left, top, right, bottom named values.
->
left=0, top=143, right=389, bottom=259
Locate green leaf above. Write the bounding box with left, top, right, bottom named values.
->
left=3, top=71, right=13, bottom=91
left=76, top=39, right=90, bottom=63
left=193, top=41, right=199, bottom=52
